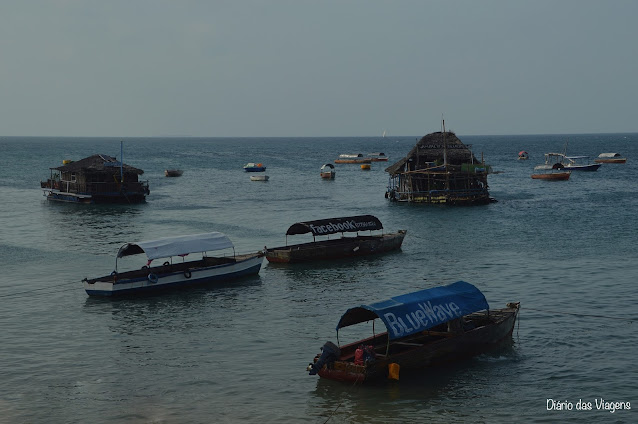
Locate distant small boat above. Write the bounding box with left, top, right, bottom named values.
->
left=595, top=153, right=627, bottom=164
left=250, top=175, right=269, bottom=181
left=320, top=163, right=336, bottom=179
left=361, top=163, right=371, bottom=170
left=244, top=163, right=266, bottom=172
left=368, top=152, right=389, bottom=162
left=335, top=154, right=371, bottom=164
left=517, top=151, right=529, bottom=160
left=165, top=169, right=183, bottom=177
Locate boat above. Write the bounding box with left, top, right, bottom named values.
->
left=595, top=153, right=627, bottom=164
left=335, top=154, right=372, bottom=164
left=165, top=169, right=183, bottom=177
left=517, top=151, right=529, bottom=160
left=250, top=175, right=269, bottom=181
left=320, top=163, right=336, bottom=179
left=368, top=152, right=389, bottom=162
left=562, top=156, right=601, bottom=171
left=360, top=163, right=371, bottom=170
left=40, top=146, right=150, bottom=204
left=244, top=163, right=266, bottom=172
left=307, top=281, right=520, bottom=383
left=531, top=162, right=571, bottom=180
left=385, top=124, right=493, bottom=205
left=82, top=232, right=264, bottom=296
left=264, top=215, right=406, bottom=264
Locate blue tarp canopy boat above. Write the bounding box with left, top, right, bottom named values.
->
left=307, top=281, right=519, bottom=383
left=336, top=281, right=489, bottom=339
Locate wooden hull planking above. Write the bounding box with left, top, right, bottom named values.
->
left=266, top=231, right=406, bottom=263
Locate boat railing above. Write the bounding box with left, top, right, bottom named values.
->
left=51, top=179, right=149, bottom=194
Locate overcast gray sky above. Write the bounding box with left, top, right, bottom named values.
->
left=1, top=0, right=636, bottom=137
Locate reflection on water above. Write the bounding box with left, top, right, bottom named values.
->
left=43, top=202, right=146, bottom=254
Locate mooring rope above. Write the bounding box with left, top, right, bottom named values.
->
left=323, top=373, right=362, bottom=424
left=522, top=307, right=636, bottom=323
left=0, top=281, right=80, bottom=299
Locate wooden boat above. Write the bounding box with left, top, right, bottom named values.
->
left=531, top=163, right=571, bottom=180
left=307, top=281, right=520, bottom=384
left=517, top=151, right=529, bottom=160
left=368, top=152, right=389, bottom=162
left=335, top=154, right=372, bottom=164
left=244, top=163, right=266, bottom=172
left=265, top=215, right=406, bottom=264
left=83, top=232, right=264, bottom=296
left=250, top=175, right=269, bottom=181
left=320, top=163, right=336, bottom=179
left=595, top=153, right=627, bottom=164
left=165, top=169, right=183, bottom=177
left=40, top=146, right=149, bottom=204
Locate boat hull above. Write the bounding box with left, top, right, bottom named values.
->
left=265, top=231, right=406, bottom=263
left=84, top=253, right=264, bottom=296
left=564, top=164, right=601, bottom=171
left=315, top=305, right=519, bottom=383
left=334, top=159, right=372, bottom=164
left=531, top=172, right=571, bottom=180
left=594, top=158, right=626, bottom=164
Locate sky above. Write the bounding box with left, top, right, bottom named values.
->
left=1, top=0, right=637, bottom=137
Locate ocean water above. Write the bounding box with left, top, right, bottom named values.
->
left=0, top=134, right=636, bottom=423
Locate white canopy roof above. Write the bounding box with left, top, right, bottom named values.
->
left=117, top=232, right=234, bottom=260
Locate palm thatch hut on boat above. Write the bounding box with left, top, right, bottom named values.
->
left=40, top=154, right=149, bottom=204
left=385, top=130, right=492, bottom=205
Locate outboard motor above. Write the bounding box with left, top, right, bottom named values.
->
left=308, top=341, right=341, bottom=375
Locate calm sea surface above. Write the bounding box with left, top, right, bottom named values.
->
left=1, top=134, right=636, bottom=423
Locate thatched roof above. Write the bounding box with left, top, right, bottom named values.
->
left=52, top=154, right=144, bottom=174
left=385, top=131, right=478, bottom=175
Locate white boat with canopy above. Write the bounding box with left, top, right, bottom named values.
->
left=83, top=232, right=264, bottom=296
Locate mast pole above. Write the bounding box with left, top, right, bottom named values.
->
left=120, top=140, right=124, bottom=183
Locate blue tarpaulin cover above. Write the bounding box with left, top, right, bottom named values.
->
left=336, top=281, right=489, bottom=340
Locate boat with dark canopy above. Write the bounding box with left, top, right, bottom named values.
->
left=307, top=281, right=519, bottom=383
left=264, top=215, right=406, bottom=263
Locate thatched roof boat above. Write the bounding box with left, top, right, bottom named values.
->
left=385, top=130, right=492, bottom=205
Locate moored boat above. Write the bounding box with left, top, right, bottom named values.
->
left=368, top=152, right=389, bottom=162
left=244, top=163, right=266, bottom=172
left=265, top=215, right=406, bottom=263
left=165, top=169, right=183, bottom=177
left=83, top=232, right=264, bottom=296
left=360, top=163, right=371, bottom=170
left=518, top=151, right=529, bottom=160
left=40, top=151, right=149, bottom=204
left=320, top=163, right=336, bottom=179
left=531, top=162, right=571, bottom=180
left=307, top=281, right=520, bottom=383
left=595, top=153, right=627, bottom=164
left=250, top=175, right=269, bottom=181
left=335, top=154, right=372, bottom=164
